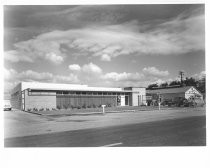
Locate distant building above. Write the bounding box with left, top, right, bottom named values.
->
left=10, top=82, right=146, bottom=111
left=146, top=86, right=203, bottom=105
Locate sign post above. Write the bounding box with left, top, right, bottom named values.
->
left=158, top=102, right=161, bottom=110
left=157, top=92, right=161, bottom=110
left=102, top=105, right=106, bottom=114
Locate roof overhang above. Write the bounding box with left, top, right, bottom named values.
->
left=27, top=88, right=136, bottom=93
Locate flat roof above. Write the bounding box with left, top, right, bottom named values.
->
left=28, top=88, right=135, bottom=93
left=147, top=86, right=200, bottom=94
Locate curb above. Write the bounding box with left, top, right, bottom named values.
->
left=45, top=112, right=104, bottom=117
left=23, top=111, right=43, bottom=115
left=23, top=109, right=137, bottom=117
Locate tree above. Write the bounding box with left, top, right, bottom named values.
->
left=147, top=83, right=158, bottom=89
left=197, top=76, right=205, bottom=93
left=183, top=77, right=197, bottom=86
left=160, top=82, right=168, bottom=88
left=169, top=80, right=181, bottom=86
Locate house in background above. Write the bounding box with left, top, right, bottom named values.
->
left=146, top=86, right=204, bottom=106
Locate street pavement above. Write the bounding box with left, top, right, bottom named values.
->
left=4, top=107, right=205, bottom=139
left=5, top=115, right=206, bottom=147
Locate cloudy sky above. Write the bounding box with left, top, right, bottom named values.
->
left=4, top=4, right=205, bottom=93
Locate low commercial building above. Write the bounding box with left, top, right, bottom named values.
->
left=11, top=82, right=146, bottom=111
left=146, top=86, right=203, bottom=105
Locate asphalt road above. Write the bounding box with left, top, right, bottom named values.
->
left=5, top=116, right=206, bottom=147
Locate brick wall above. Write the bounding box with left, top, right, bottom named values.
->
left=10, top=84, right=22, bottom=110
left=10, top=92, right=21, bottom=110
left=24, top=90, right=56, bottom=110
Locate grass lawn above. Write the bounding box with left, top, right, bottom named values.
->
left=26, top=105, right=201, bottom=116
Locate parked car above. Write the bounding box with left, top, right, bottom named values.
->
left=173, top=97, right=188, bottom=107
left=161, top=99, right=174, bottom=106
left=4, top=100, right=12, bottom=111
left=187, top=97, right=205, bottom=107
left=173, top=97, right=203, bottom=107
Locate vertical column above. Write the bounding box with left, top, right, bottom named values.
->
left=21, top=90, right=25, bottom=111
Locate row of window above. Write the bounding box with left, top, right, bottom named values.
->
left=29, top=90, right=131, bottom=96
left=56, top=91, right=130, bottom=95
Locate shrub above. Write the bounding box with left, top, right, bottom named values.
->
left=27, top=108, right=31, bottom=112
left=33, top=107, right=38, bottom=111
left=46, top=108, right=50, bottom=111
left=63, top=104, right=68, bottom=109
left=52, top=108, right=57, bottom=111
left=39, top=108, right=44, bottom=111
left=106, top=103, right=111, bottom=107
left=87, top=105, right=92, bottom=108
left=77, top=106, right=81, bottom=109
left=98, top=105, right=101, bottom=108
left=71, top=105, right=75, bottom=109
left=57, top=105, right=61, bottom=109
left=67, top=104, right=71, bottom=109
left=92, top=104, right=96, bottom=108
left=82, top=104, right=86, bottom=109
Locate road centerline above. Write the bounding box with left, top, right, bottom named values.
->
left=100, top=142, right=123, bottom=147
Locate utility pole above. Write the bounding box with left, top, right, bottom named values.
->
left=179, top=71, right=184, bottom=86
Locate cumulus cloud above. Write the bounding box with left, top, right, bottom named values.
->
left=101, top=54, right=111, bottom=61
left=103, top=72, right=144, bottom=82
left=143, top=67, right=169, bottom=77
left=5, top=63, right=203, bottom=93
left=4, top=50, right=34, bottom=63
left=69, top=63, right=102, bottom=74
left=53, top=74, right=79, bottom=83
left=45, top=52, right=64, bottom=64
left=4, top=68, right=17, bottom=80
left=4, top=68, right=80, bottom=93
left=18, top=70, right=53, bottom=82
left=5, top=64, right=171, bottom=91
left=152, top=79, right=167, bottom=85
left=101, top=66, right=170, bottom=87
left=193, top=71, right=205, bottom=80
left=69, top=64, right=81, bottom=71
left=4, top=63, right=103, bottom=92
left=4, top=9, right=204, bottom=63
left=82, top=62, right=102, bottom=74
left=4, top=36, right=66, bottom=64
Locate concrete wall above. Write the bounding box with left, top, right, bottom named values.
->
left=24, top=90, right=56, bottom=110
left=134, top=88, right=146, bottom=106
left=124, top=87, right=146, bottom=106
left=120, top=95, right=125, bottom=106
